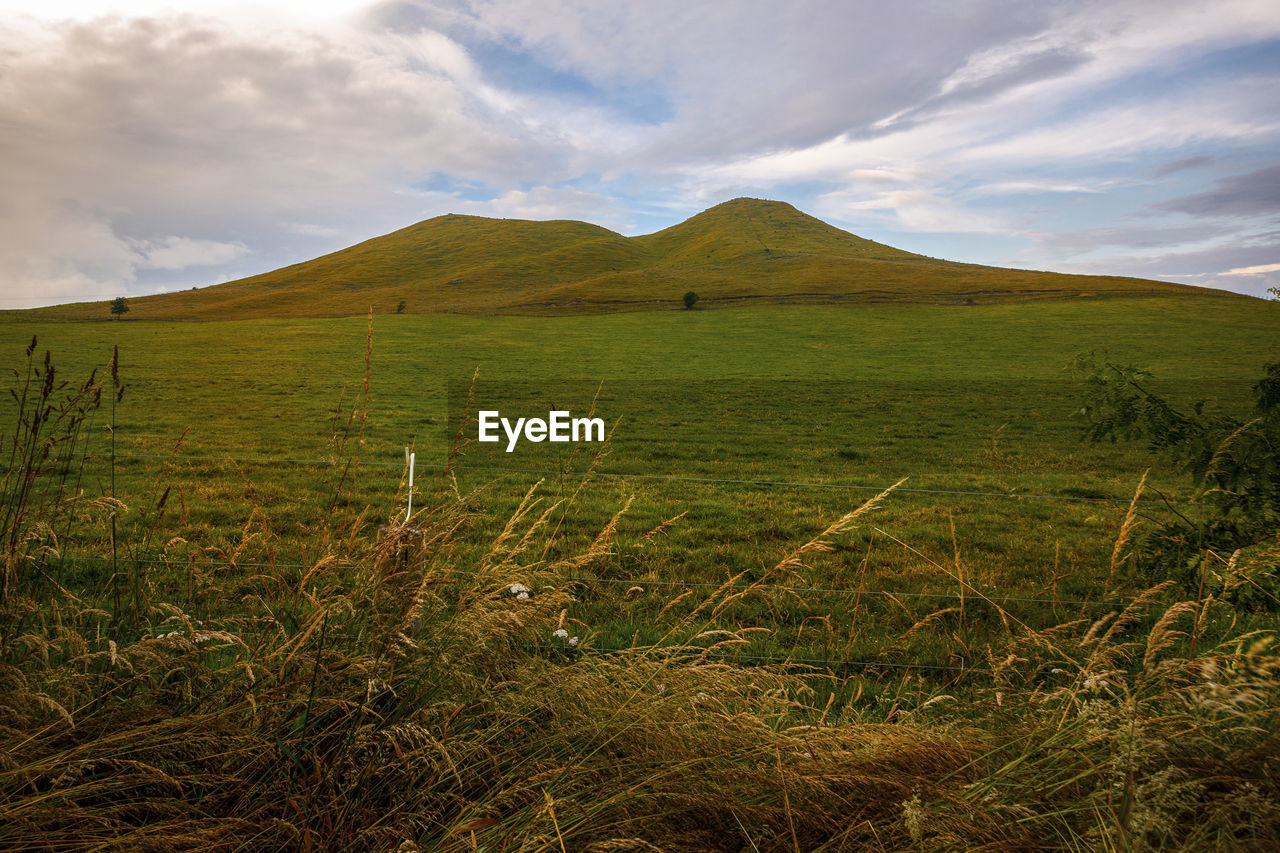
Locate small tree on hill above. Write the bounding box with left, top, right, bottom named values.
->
left=110, top=297, right=129, bottom=320
left=396, top=300, right=407, bottom=314
left=683, top=291, right=699, bottom=310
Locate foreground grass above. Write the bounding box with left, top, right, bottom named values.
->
left=3, top=443, right=1279, bottom=850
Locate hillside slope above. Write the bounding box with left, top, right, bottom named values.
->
left=28, top=198, right=1224, bottom=320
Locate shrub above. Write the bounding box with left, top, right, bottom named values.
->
left=1074, top=354, right=1280, bottom=605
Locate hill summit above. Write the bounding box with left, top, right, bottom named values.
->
left=39, top=198, right=1212, bottom=319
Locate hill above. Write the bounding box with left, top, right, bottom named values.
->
left=26, top=198, right=1224, bottom=320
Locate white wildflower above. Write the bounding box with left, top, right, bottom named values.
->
left=509, top=582, right=530, bottom=596
left=901, top=792, right=924, bottom=843
left=568, top=636, right=579, bottom=647
left=1050, top=668, right=1065, bottom=674
left=516, top=591, right=529, bottom=600
left=553, top=629, right=568, bottom=639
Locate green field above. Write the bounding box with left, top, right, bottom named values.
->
left=3, top=294, right=1279, bottom=850
left=4, top=295, right=1275, bottom=655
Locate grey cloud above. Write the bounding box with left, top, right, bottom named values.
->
left=1156, top=164, right=1280, bottom=217
left=1038, top=223, right=1231, bottom=255
left=2, top=1, right=1279, bottom=306
left=1150, top=154, right=1215, bottom=178
left=879, top=45, right=1091, bottom=133
left=1064, top=236, right=1280, bottom=278
left=415, top=0, right=1065, bottom=160
left=0, top=13, right=574, bottom=302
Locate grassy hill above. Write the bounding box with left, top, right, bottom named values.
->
left=27, top=198, right=1225, bottom=320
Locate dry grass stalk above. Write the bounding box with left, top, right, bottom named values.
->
left=1107, top=470, right=1147, bottom=593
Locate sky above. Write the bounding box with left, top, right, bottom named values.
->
left=1, top=0, right=1278, bottom=308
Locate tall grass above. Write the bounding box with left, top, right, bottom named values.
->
left=1, top=345, right=1277, bottom=851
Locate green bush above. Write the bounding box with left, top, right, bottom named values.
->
left=1075, top=354, right=1280, bottom=605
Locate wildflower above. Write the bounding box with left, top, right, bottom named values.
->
left=509, top=582, right=530, bottom=596
left=901, top=792, right=924, bottom=843
left=1050, top=667, right=1065, bottom=674
left=568, top=636, right=579, bottom=647
left=656, top=683, right=666, bottom=694
left=516, top=591, right=529, bottom=600
left=553, top=628, right=568, bottom=639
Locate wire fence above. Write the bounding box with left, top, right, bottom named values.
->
left=30, top=435, right=1174, bottom=679
left=59, top=551, right=1157, bottom=680
left=59, top=553, right=1141, bottom=612
left=56, top=553, right=1012, bottom=677
left=579, top=643, right=992, bottom=676
left=91, top=449, right=1170, bottom=505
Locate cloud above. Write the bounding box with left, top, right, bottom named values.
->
left=975, top=180, right=1106, bottom=195
left=1, top=1, right=1279, bottom=304
left=1156, top=164, right=1280, bottom=217
left=134, top=237, right=250, bottom=270
left=452, top=186, right=634, bottom=231
left=0, top=11, right=571, bottom=302
left=438, top=0, right=1063, bottom=159
left=1035, top=223, right=1232, bottom=255
left=287, top=223, right=344, bottom=238
left=0, top=197, right=150, bottom=308
left=816, top=189, right=1008, bottom=234
left=1150, top=154, right=1216, bottom=178
left=1222, top=261, right=1280, bottom=276
left=1050, top=233, right=1280, bottom=297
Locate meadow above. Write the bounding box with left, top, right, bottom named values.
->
left=2, top=293, right=1279, bottom=850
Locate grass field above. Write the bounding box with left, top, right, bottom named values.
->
left=3, top=294, right=1276, bottom=655
left=3, top=294, right=1279, bottom=850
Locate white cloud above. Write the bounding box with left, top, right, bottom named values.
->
left=0, top=203, right=139, bottom=308
left=287, top=223, right=344, bottom=238
left=1222, top=262, right=1280, bottom=276
left=0, top=11, right=573, bottom=303
left=816, top=189, right=1008, bottom=235
left=135, top=237, right=250, bottom=270
left=455, top=187, right=634, bottom=232
left=975, top=180, right=1106, bottom=195
left=0, top=0, right=1278, bottom=304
